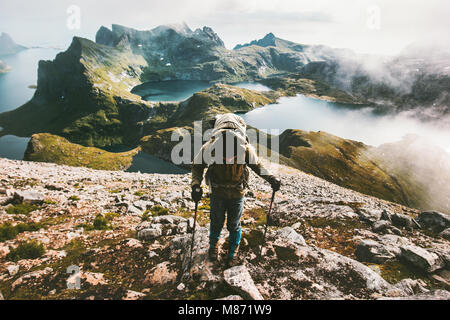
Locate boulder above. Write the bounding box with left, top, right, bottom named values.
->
left=392, top=278, right=429, bottom=296
left=223, top=265, right=264, bottom=300
left=400, top=245, right=445, bottom=272
left=372, top=220, right=391, bottom=233
left=127, top=205, right=143, bottom=216
left=356, top=208, right=382, bottom=223
left=273, top=240, right=393, bottom=296
left=418, top=211, right=450, bottom=233
left=440, top=228, right=450, bottom=240
left=355, top=239, right=400, bottom=263
left=391, top=213, right=414, bottom=229
left=13, top=190, right=44, bottom=205
left=275, top=227, right=306, bottom=246
left=380, top=209, right=392, bottom=222
left=137, top=224, right=163, bottom=240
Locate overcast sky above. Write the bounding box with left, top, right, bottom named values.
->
left=1, top=0, right=449, bottom=55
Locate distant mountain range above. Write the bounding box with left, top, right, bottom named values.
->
left=0, top=32, right=27, bottom=55
left=0, top=23, right=449, bottom=212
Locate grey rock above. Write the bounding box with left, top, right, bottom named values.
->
left=153, top=215, right=187, bottom=225
left=45, top=184, right=64, bottom=191
left=216, top=295, right=244, bottom=300
left=439, top=228, right=450, bottom=240
left=393, top=278, right=429, bottom=296
left=400, top=245, right=445, bottom=273
left=0, top=290, right=3, bottom=300
left=380, top=289, right=450, bottom=300
left=275, top=227, right=306, bottom=246
left=127, top=205, right=143, bottom=216
left=391, top=213, right=414, bottom=229
left=357, top=208, right=382, bottom=223
left=380, top=209, right=392, bottom=222
left=355, top=239, right=400, bottom=263
left=274, top=240, right=393, bottom=294
left=7, top=264, right=19, bottom=276
left=418, top=211, right=450, bottom=233
left=372, top=220, right=391, bottom=233
left=138, top=224, right=163, bottom=240
left=223, top=265, right=264, bottom=300
left=176, top=227, right=210, bottom=280
left=13, top=190, right=44, bottom=205
left=133, top=200, right=153, bottom=211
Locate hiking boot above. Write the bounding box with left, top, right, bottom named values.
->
left=208, top=244, right=219, bottom=262
left=225, top=255, right=239, bottom=268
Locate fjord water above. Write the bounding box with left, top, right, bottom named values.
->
left=131, top=80, right=211, bottom=102
left=241, top=95, right=450, bottom=153
left=0, top=48, right=59, bottom=160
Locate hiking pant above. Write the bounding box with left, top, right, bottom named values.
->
left=209, top=194, right=244, bottom=258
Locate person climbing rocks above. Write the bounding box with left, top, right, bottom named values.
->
left=191, top=113, right=281, bottom=267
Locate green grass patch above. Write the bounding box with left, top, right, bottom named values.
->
left=79, top=214, right=113, bottom=231
left=6, top=240, right=46, bottom=261
left=150, top=205, right=169, bottom=217
left=104, top=212, right=120, bottom=221
left=141, top=210, right=151, bottom=222
left=6, top=203, right=40, bottom=215
left=24, top=133, right=140, bottom=171
left=0, top=222, right=45, bottom=241
left=68, top=195, right=80, bottom=201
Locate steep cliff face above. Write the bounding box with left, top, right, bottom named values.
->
left=0, top=37, right=153, bottom=146
left=0, top=32, right=27, bottom=55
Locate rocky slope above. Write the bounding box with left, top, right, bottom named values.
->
left=0, top=158, right=448, bottom=300
left=0, top=33, right=27, bottom=56
left=279, top=130, right=450, bottom=214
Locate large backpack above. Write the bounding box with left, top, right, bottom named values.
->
left=205, top=114, right=250, bottom=192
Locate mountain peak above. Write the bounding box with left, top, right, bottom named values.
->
left=0, top=32, right=27, bottom=55
left=233, top=32, right=277, bottom=50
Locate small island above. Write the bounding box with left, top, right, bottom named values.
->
left=0, top=60, right=12, bottom=73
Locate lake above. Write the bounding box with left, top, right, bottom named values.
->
left=131, top=80, right=211, bottom=102
left=241, top=95, right=450, bottom=153
left=0, top=48, right=59, bottom=162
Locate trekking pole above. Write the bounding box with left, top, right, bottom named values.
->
left=187, top=200, right=199, bottom=274
left=259, top=190, right=276, bottom=257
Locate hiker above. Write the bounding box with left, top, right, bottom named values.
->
left=191, top=113, right=281, bottom=266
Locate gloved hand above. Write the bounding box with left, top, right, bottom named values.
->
left=191, top=184, right=203, bottom=202
left=270, top=177, right=281, bottom=192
